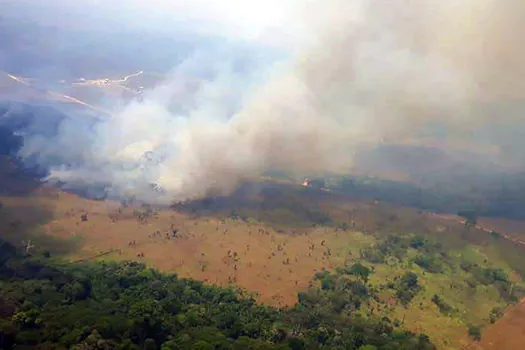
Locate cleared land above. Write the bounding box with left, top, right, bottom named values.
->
left=478, top=217, right=525, bottom=243
left=0, top=187, right=370, bottom=307
left=466, top=298, right=525, bottom=350
left=2, top=176, right=525, bottom=350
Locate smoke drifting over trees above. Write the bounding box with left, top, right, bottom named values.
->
left=11, top=0, right=525, bottom=203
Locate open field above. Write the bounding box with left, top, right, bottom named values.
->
left=2, top=172, right=525, bottom=349
left=478, top=217, right=525, bottom=242
left=0, top=186, right=374, bottom=307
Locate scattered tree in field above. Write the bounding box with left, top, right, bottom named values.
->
left=458, top=210, right=478, bottom=227
left=361, top=247, right=386, bottom=264
left=394, top=272, right=421, bottom=306
left=431, top=294, right=454, bottom=315
left=410, top=235, right=426, bottom=249
left=414, top=255, right=444, bottom=273
left=489, top=307, right=504, bottom=323
left=490, top=230, right=501, bottom=238
left=0, top=236, right=433, bottom=350
left=468, top=325, right=482, bottom=341
left=345, top=263, right=372, bottom=282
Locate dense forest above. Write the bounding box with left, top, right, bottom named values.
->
left=0, top=238, right=433, bottom=349
left=332, top=172, right=525, bottom=221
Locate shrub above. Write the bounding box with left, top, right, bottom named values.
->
left=467, top=325, right=482, bottom=341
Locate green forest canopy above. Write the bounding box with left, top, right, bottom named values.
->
left=0, top=238, right=433, bottom=350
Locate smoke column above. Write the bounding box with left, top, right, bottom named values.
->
left=17, top=0, right=525, bottom=203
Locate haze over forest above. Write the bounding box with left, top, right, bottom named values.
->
left=1, top=0, right=524, bottom=210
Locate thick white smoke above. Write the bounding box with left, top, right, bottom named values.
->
left=17, top=0, right=525, bottom=203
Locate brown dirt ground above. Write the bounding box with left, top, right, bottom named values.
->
left=465, top=299, right=525, bottom=350
left=478, top=217, right=525, bottom=241
left=0, top=188, right=361, bottom=306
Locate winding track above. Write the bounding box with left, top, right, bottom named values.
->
left=3, top=71, right=113, bottom=117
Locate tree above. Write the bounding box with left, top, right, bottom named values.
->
left=458, top=210, right=478, bottom=227
left=489, top=307, right=504, bottom=324
left=400, top=272, right=419, bottom=290
left=468, top=325, right=482, bottom=341
left=144, top=338, right=157, bottom=350
left=190, top=340, right=214, bottom=350
left=348, top=263, right=371, bottom=282
left=0, top=249, right=434, bottom=350
left=0, top=238, right=16, bottom=266
left=410, top=236, right=426, bottom=249
left=395, top=272, right=421, bottom=306
left=431, top=294, right=453, bottom=315
left=358, top=345, right=378, bottom=350
left=414, top=255, right=443, bottom=273
left=490, top=230, right=501, bottom=239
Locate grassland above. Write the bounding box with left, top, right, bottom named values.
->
left=1, top=179, right=525, bottom=349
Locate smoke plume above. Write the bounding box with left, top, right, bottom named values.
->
left=16, top=0, right=525, bottom=203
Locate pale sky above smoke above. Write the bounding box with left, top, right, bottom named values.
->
left=13, top=0, right=525, bottom=202
left=4, top=0, right=305, bottom=46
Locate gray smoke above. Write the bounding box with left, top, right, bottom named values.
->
left=16, top=0, right=525, bottom=203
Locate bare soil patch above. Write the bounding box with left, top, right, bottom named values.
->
left=466, top=299, right=525, bottom=350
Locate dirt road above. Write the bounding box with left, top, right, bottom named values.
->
left=4, top=71, right=112, bottom=117
left=425, top=212, right=525, bottom=248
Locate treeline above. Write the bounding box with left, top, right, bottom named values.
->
left=333, top=174, right=525, bottom=221
left=0, top=238, right=433, bottom=349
